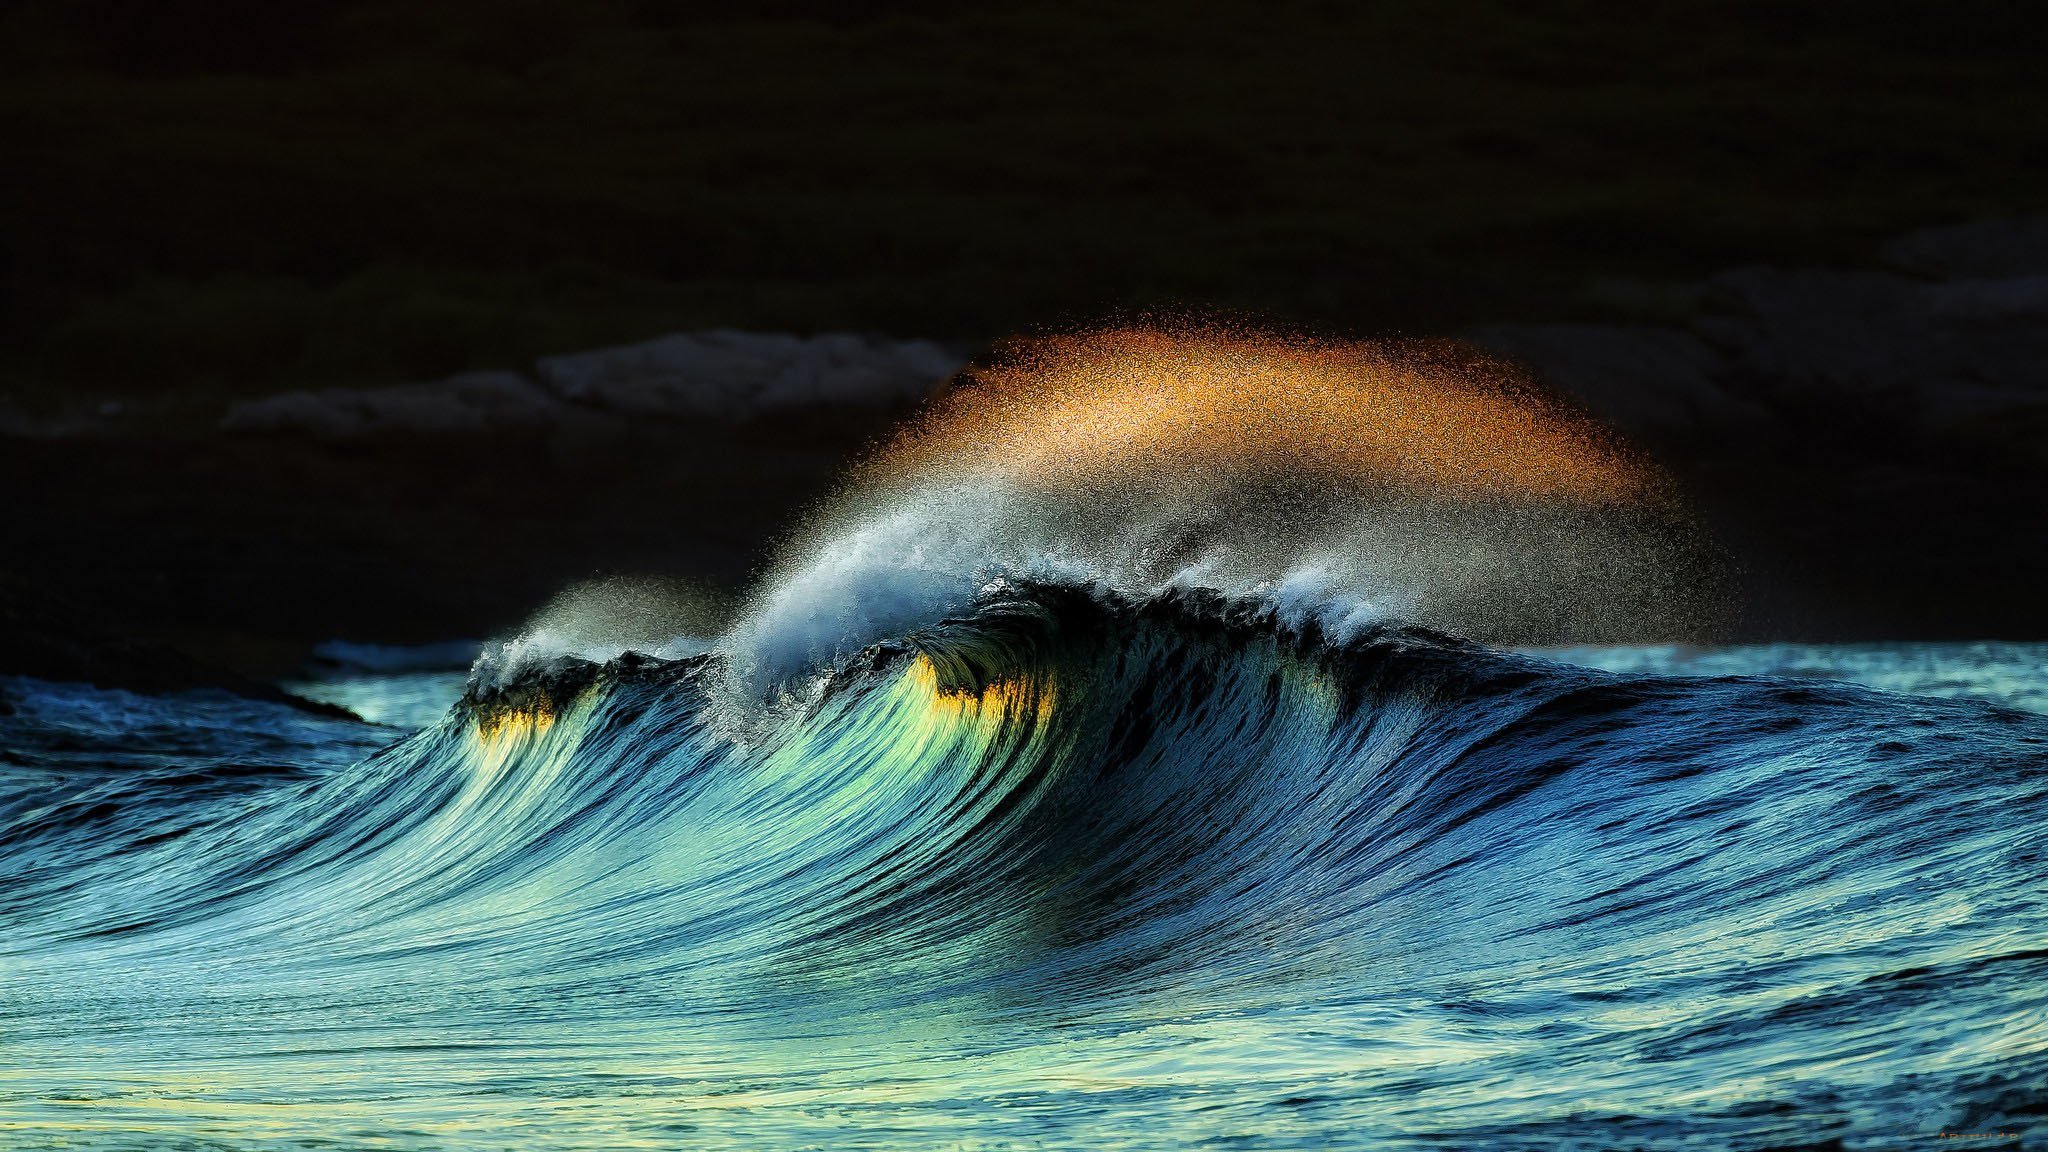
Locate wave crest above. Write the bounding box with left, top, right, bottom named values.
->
left=718, top=326, right=1717, bottom=692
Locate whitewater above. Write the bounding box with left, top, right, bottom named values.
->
left=3, top=329, right=2044, bottom=1150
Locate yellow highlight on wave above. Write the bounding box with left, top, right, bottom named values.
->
left=879, top=326, right=1661, bottom=506
left=472, top=704, right=558, bottom=746
left=906, top=653, right=1058, bottom=727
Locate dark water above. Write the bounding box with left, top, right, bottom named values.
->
left=3, top=586, right=2045, bottom=1150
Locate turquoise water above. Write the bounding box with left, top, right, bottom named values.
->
left=284, top=669, right=473, bottom=731
left=1540, top=641, right=2048, bottom=715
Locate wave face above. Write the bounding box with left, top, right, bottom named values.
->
left=5, top=330, right=2045, bottom=1148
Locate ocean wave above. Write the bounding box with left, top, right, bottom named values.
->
left=6, top=585, right=2044, bottom=1147
left=4, top=329, right=2041, bottom=1149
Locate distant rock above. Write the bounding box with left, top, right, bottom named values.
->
left=221, top=331, right=969, bottom=439
left=533, top=330, right=964, bottom=418
left=1883, top=216, right=2048, bottom=280
left=1471, top=217, right=2048, bottom=460
left=1698, top=267, right=2048, bottom=432
left=1691, top=268, right=1936, bottom=402
left=222, top=370, right=569, bottom=439
left=1923, top=274, right=2048, bottom=320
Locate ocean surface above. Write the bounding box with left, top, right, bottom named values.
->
left=3, top=603, right=2044, bottom=1151
left=5, top=331, right=2045, bottom=1149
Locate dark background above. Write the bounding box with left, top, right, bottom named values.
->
left=5, top=0, right=2046, bottom=677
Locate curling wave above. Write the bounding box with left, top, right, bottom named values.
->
left=6, top=581, right=2048, bottom=1148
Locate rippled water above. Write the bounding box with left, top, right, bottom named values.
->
left=3, top=599, right=2044, bottom=1151
left=1541, top=641, right=2048, bottom=715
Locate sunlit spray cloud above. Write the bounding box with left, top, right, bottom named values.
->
left=723, top=325, right=1718, bottom=693
left=882, top=327, right=1660, bottom=504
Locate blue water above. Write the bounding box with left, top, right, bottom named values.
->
left=2, top=584, right=2044, bottom=1150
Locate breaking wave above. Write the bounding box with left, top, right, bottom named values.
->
left=3, top=328, right=2042, bottom=1150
